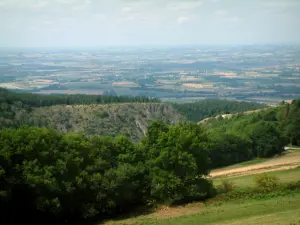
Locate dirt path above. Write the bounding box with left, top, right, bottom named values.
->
left=210, top=151, right=300, bottom=178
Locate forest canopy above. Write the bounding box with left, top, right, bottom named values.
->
left=172, top=99, right=266, bottom=122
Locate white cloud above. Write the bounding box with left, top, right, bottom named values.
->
left=263, top=0, right=300, bottom=8
left=71, top=0, right=91, bottom=11
left=1, top=0, right=299, bottom=47
left=60, top=17, right=76, bottom=22
left=56, top=0, right=76, bottom=4
left=31, top=1, right=49, bottom=9
left=127, top=15, right=136, bottom=21
left=41, top=20, right=53, bottom=25
left=262, top=0, right=300, bottom=15
left=215, top=9, right=228, bottom=16
left=177, top=16, right=190, bottom=24
left=121, top=6, right=132, bottom=13
left=167, top=1, right=203, bottom=12
left=223, top=16, right=240, bottom=23
left=92, top=13, right=106, bottom=21
left=214, top=9, right=240, bottom=23
left=30, top=26, right=38, bottom=31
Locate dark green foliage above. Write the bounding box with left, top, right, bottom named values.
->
left=203, top=103, right=297, bottom=168
left=209, top=133, right=251, bottom=168
left=282, top=100, right=300, bottom=145
left=0, top=123, right=213, bottom=224
left=1, top=87, right=300, bottom=224
left=0, top=87, right=160, bottom=107
left=143, top=122, right=214, bottom=204
left=248, top=121, right=284, bottom=157
left=0, top=127, right=148, bottom=223
left=172, top=99, right=266, bottom=122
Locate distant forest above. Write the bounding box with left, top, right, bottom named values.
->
left=0, top=87, right=160, bottom=107
left=172, top=99, right=266, bottom=122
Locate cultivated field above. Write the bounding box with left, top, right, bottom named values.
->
left=112, top=82, right=139, bottom=87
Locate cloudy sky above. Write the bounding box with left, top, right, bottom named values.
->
left=0, top=0, right=300, bottom=47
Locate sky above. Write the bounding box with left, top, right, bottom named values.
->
left=0, top=0, right=300, bottom=47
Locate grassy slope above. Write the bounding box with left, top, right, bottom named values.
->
left=214, top=167, right=300, bottom=189
left=104, top=193, right=300, bottom=225
left=103, top=150, right=300, bottom=225
left=210, top=148, right=300, bottom=179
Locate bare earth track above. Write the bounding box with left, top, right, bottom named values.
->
left=211, top=149, right=300, bottom=178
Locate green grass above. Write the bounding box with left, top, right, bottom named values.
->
left=104, top=194, right=300, bottom=225
left=103, top=154, right=300, bottom=225
left=212, top=148, right=300, bottom=174
left=103, top=166, right=300, bottom=225
left=214, top=167, right=300, bottom=189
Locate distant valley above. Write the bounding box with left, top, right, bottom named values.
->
left=1, top=45, right=300, bottom=104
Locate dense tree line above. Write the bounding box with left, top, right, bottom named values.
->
left=0, top=123, right=214, bottom=224
left=0, top=88, right=160, bottom=107
left=172, top=99, right=266, bottom=122
left=281, top=100, right=300, bottom=146
left=204, top=100, right=300, bottom=168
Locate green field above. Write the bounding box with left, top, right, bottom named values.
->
left=214, top=167, right=300, bottom=189
left=104, top=193, right=300, bottom=225
left=104, top=153, right=300, bottom=225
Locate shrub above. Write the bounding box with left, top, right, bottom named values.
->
left=217, top=180, right=236, bottom=193
left=98, top=111, right=109, bottom=118
left=254, top=173, right=280, bottom=192
left=285, top=180, right=300, bottom=190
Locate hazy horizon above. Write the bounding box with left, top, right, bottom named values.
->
left=1, top=0, right=300, bottom=48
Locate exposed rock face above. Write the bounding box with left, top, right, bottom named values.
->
left=27, top=103, right=183, bottom=141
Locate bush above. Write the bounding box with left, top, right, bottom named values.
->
left=217, top=180, right=236, bottom=193
left=254, top=173, right=280, bottom=192
left=98, top=111, right=109, bottom=118
left=285, top=180, right=300, bottom=190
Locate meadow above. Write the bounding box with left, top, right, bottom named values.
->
left=104, top=194, right=300, bottom=225
left=103, top=149, right=300, bottom=225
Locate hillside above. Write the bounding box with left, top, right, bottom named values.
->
left=105, top=150, right=300, bottom=225
left=198, top=107, right=272, bottom=124
left=1, top=87, right=300, bottom=224
left=27, top=103, right=182, bottom=140
left=171, top=99, right=266, bottom=122
left=0, top=101, right=182, bottom=141
left=199, top=99, right=300, bottom=168
left=1, top=88, right=270, bottom=140
left=0, top=88, right=182, bottom=140
left=211, top=147, right=300, bottom=178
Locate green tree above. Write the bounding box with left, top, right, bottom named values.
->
left=144, top=122, right=213, bottom=203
